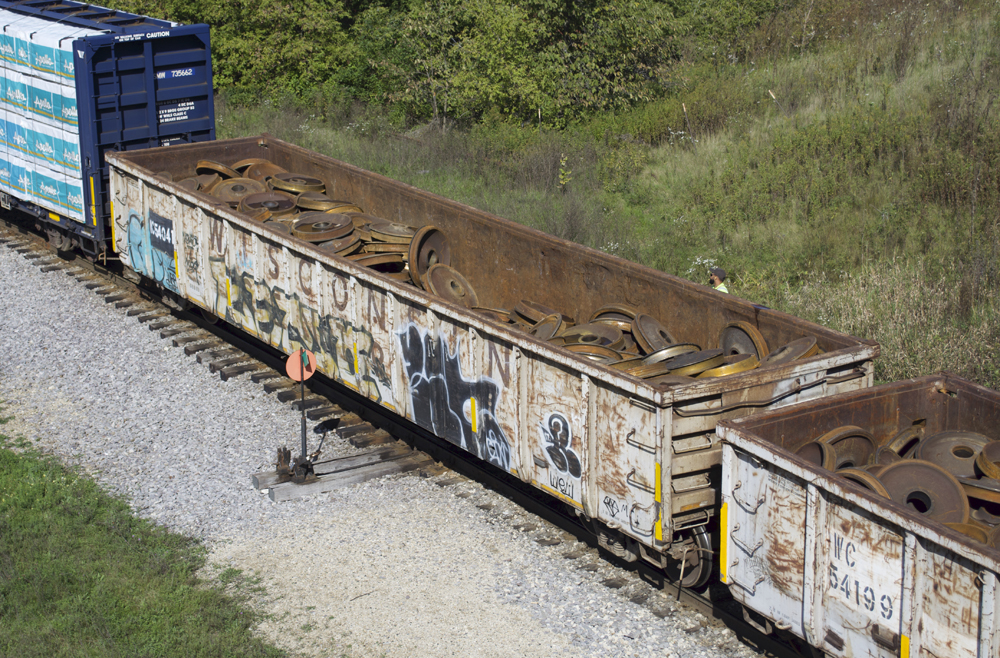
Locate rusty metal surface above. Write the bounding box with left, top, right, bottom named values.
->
left=107, top=135, right=877, bottom=558
left=719, top=374, right=1000, bottom=658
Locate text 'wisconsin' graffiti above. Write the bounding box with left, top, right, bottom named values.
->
left=398, top=324, right=511, bottom=471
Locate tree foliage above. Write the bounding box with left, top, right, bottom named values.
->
left=103, top=0, right=792, bottom=122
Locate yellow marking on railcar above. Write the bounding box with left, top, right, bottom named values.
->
left=110, top=200, right=117, bottom=251
left=353, top=341, right=359, bottom=374
left=89, top=175, right=96, bottom=226
left=655, top=462, right=663, bottom=542
left=539, top=484, right=582, bottom=509
left=225, top=277, right=232, bottom=306
left=470, top=397, right=477, bottom=433
left=719, top=502, right=728, bottom=583
left=48, top=212, right=59, bottom=222
left=900, top=635, right=909, bottom=658
left=174, top=251, right=179, bottom=279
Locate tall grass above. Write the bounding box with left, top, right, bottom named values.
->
left=752, top=260, right=1000, bottom=388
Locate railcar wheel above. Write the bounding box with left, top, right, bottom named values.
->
left=665, top=525, right=712, bottom=589
left=199, top=307, right=220, bottom=325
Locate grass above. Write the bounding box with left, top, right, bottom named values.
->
left=0, top=417, right=285, bottom=658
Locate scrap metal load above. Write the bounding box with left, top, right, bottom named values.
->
left=165, top=154, right=828, bottom=384
left=792, top=422, right=1000, bottom=548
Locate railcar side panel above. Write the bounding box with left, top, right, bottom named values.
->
left=719, top=375, right=1000, bottom=658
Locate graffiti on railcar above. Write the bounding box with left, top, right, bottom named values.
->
left=126, top=211, right=145, bottom=276
left=398, top=324, right=511, bottom=470
left=206, top=260, right=392, bottom=402
left=182, top=231, right=203, bottom=300
left=124, top=210, right=178, bottom=292
left=540, top=412, right=581, bottom=498
left=147, top=214, right=178, bottom=292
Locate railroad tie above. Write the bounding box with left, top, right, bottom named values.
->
left=305, top=406, right=343, bottom=421
left=104, top=293, right=130, bottom=304
left=251, top=443, right=411, bottom=490
left=184, top=340, right=223, bottom=356
left=349, top=430, right=394, bottom=449
left=22, top=251, right=45, bottom=259
left=267, top=454, right=433, bottom=502
left=197, top=347, right=239, bottom=364
left=148, top=318, right=180, bottom=331
left=159, top=326, right=194, bottom=339
left=219, top=363, right=265, bottom=381
left=137, top=310, right=170, bottom=323
left=262, top=378, right=296, bottom=393
left=335, top=418, right=371, bottom=439
left=114, top=299, right=139, bottom=309
left=250, top=370, right=282, bottom=383
left=209, top=356, right=247, bottom=374
left=172, top=334, right=209, bottom=347
left=289, top=397, right=327, bottom=411
left=125, top=306, right=157, bottom=317
left=40, top=263, right=67, bottom=272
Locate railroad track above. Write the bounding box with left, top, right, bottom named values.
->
left=0, top=214, right=805, bottom=658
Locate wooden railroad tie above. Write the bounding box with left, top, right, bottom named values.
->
left=208, top=356, right=248, bottom=374
left=125, top=305, right=156, bottom=317
left=266, top=453, right=433, bottom=502
left=252, top=443, right=412, bottom=490
left=185, top=340, right=223, bottom=356
left=137, top=310, right=170, bottom=323
left=306, top=406, right=342, bottom=420
left=262, top=378, right=295, bottom=393
left=250, top=370, right=282, bottom=383
left=289, top=397, right=327, bottom=411
left=220, top=363, right=265, bottom=381
left=349, top=429, right=395, bottom=449
left=104, top=293, right=130, bottom=303
left=159, top=326, right=194, bottom=339
left=197, top=347, right=240, bottom=364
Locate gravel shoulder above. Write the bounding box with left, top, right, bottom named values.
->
left=0, top=243, right=759, bottom=658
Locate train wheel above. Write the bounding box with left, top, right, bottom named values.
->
left=665, top=525, right=712, bottom=589
left=199, top=307, right=220, bottom=325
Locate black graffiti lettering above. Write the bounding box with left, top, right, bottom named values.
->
left=548, top=472, right=574, bottom=498
left=603, top=496, right=621, bottom=518
left=397, top=324, right=511, bottom=471
left=255, top=283, right=286, bottom=338
left=540, top=412, right=581, bottom=478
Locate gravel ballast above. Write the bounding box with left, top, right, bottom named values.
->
left=0, top=241, right=759, bottom=658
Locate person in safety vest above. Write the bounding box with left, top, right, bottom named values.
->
left=709, top=267, right=729, bottom=293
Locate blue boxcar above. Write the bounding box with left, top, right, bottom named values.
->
left=0, top=0, right=213, bottom=255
